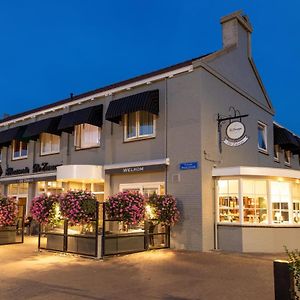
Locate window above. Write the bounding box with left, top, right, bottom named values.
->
left=12, top=140, right=28, bottom=160
left=284, top=150, right=291, bottom=165
left=242, top=180, right=268, bottom=224
left=274, top=145, right=279, bottom=162
left=258, top=122, right=267, bottom=152
left=74, top=123, right=100, bottom=149
left=0, top=148, right=2, bottom=162
left=270, top=181, right=290, bottom=223
left=124, top=111, right=155, bottom=141
left=40, top=133, right=60, bottom=155
left=218, top=180, right=239, bottom=223
left=292, top=183, right=300, bottom=224
left=120, top=182, right=165, bottom=197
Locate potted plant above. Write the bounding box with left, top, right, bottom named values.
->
left=0, top=196, right=18, bottom=244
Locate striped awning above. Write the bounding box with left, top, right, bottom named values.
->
left=274, top=124, right=300, bottom=153
left=0, top=126, right=27, bottom=147
left=105, top=90, right=159, bottom=124
left=58, top=104, right=103, bottom=133
left=22, top=116, right=62, bottom=140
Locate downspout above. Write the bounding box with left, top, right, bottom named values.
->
left=164, top=78, right=168, bottom=194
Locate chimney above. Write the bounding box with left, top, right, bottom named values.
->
left=220, top=10, right=253, bottom=57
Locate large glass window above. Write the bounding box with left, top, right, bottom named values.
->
left=292, top=183, right=300, bottom=224
left=12, top=140, right=28, bottom=160
left=74, top=123, right=100, bottom=149
left=270, top=181, right=290, bottom=224
left=37, top=181, right=63, bottom=196
left=40, top=133, right=60, bottom=155
left=124, top=111, right=155, bottom=141
left=242, top=180, right=268, bottom=224
left=218, top=180, right=239, bottom=223
left=258, top=122, right=267, bottom=152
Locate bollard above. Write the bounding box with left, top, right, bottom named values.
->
left=273, top=260, right=295, bottom=300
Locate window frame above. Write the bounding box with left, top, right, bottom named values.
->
left=40, top=133, right=61, bottom=156
left=123, top=111, right=156, bottom=142
left=274, top=145, right=280, bottom=162
left=257, top=121, right=268, bottom=153
left=12, top=140, right=28, bottom=160
left=74, top=123, right=101, bottom=150
left=284, top=150, right=291, bottom=166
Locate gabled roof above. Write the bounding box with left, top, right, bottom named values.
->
left=0, top=53, right=211, bottom=125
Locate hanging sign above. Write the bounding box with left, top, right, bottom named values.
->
left=223, top=121, right=249, bottom=147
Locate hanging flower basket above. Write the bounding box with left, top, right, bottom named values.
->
left=105, top=191, right=145, bottom=225
left=147, top=194, right=180, bottom=226
left=0, top=196, right=18, bottom=227
left=59, top=190, right=97, bottom=226
left=30, top=194, right=60, bottom=225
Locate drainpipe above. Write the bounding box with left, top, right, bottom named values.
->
left=164, top=78, right=168, bottom=194
left=213, top=178, right=218, bottom=250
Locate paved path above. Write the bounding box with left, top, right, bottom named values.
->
left=0, top=237, right=284, bottom=300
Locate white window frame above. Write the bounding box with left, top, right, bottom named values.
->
left=119, top=182, right=164, bottom=195
left=274, top=145, right=280, bottom=162
left=258, top=121, right=268, bottom=153
left=284, top=150, right=291, bottom=166
left=74, top=123, right=101, bottom=150
left=12, top=140, right=28, bottom=160
left=124, top=111, right=156, bottom=142
left=40, top=133, right=60, bottom=156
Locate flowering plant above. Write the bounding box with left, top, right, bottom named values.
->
left=30, top=194, right=60, bottom=225
left=105, top=191, right=145, bottom=225
left=147, top=194, right=180, bottom=226
left=0, top=196, right=18, bottom=227
left=59, top=190, right=97, bottom=225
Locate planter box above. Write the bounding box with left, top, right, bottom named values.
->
left=67, top=235, right=96, bottom=256
left=0, top=228, right=17, bottom=245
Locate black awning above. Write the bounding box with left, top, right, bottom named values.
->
left=105, top=90, right=159, bottom=124
left=57, top=104, right=103, bottom=133
left=0, top=126, right=27, bottom=147
left=274, top=124, right=300, bottom=152
left=22, top=116, right=62, bottom=140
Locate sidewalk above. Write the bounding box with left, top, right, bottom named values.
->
left=0, top=237, right=284, bottom=300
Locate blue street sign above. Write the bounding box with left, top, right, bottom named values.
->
left=179, top=161, right=199, bottom=170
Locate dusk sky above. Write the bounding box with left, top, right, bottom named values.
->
left=0, top=1, right=299, bottom=132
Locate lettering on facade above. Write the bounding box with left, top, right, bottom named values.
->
left=5, top=167, right=30, bottom=176
left=105, top=164, right=166, bottom=175
left=32, top=162, right=60, bottom=173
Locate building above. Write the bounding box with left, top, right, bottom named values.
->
left=0, top=11, right=299, bottom=253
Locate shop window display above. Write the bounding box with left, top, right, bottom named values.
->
left=242, top=180, right=268, bottom=224
left=218, top=180, right=239, bottom=223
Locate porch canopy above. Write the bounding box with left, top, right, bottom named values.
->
left=22, top=116, right=62, bottom=140
left=273, top=124, right=300, bottom=153
left=57, top=104, right=103, bottom=133
left=105, top=90, right=159, bottom=124
left=0, top=126, right=27, bottom=146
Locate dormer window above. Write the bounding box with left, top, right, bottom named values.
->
left=12, top=140, right=28, bottom=160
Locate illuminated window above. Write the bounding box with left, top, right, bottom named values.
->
left=270, top=181, right=290, bottom=223
left=218, top=180, right=239, bottom=223
left=124, top=111, right=155, bottom=141
left=242, top=180, right=268, bottom=224
left=74, top=123, right=100, bottom=149
left=274, top=145, right=280, bottom=161
left=120, top=182, right=164, bottom=197
left=284, top=150, right=291, bottom=165
left=258, top=122, right=267, bottom=152
left=12, top=140, right=28, bottom=160
left=292, top=183, right=300, bottom=224
left=40, top=133, right=60, bottom=155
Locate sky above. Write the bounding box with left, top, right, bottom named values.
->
left=0, top=1, right=299, bottom=132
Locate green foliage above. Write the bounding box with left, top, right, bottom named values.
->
left=285, top=246, right=300, bottom=293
